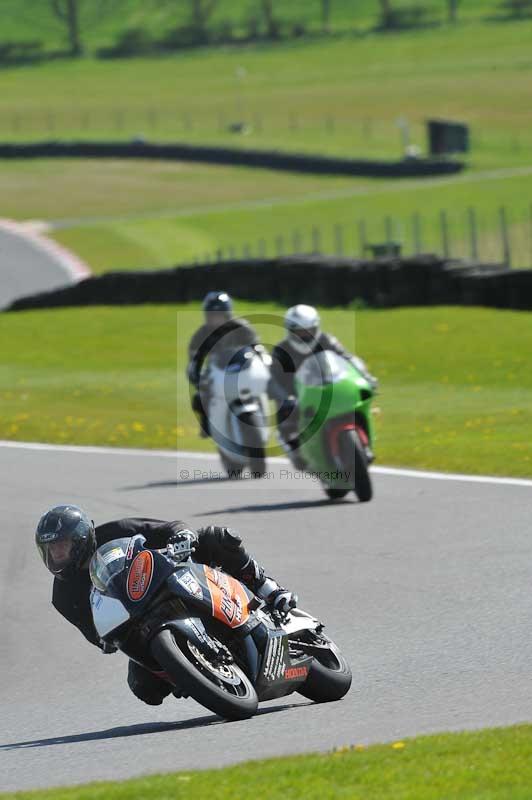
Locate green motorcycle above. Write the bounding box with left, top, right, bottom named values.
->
left=294, top=350, right=376, bottom=502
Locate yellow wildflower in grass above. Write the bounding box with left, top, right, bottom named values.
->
left=333, top=746, right=350, bottom=756
left=392, top=741, right=406, bottom=750
left=132, top=422, right=145, bottom=432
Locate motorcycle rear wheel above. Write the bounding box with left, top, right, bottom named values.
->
left=324, top=488, right=349, bottom=500
left=339, top=429, right=373, bottom=502
left=150, top=629, right=258, bottom=721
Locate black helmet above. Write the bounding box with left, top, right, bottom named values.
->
left=36, top=505, right=96, bottom=579
left=203, top=291, right=233, bottom=325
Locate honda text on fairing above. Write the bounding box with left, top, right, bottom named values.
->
left=295, top=349, right=376, bottom=502
left=201, top=344, right=272, bottom=478
left=90, top=535, right=351, bottom=720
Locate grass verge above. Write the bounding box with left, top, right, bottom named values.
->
left=0, top=303, right=530, bottom=477
left=3, top=724, right=532, bottom=800
left=2, top=21, right=532, bottom=269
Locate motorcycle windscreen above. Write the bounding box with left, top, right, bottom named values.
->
left=296, top=350, right=349, bottom=387
left=89, top=538, right=130, bottom=593
left=202, top=565, right=253, bottom=629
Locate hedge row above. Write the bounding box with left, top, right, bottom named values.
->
left=7, top=255, right=532, bottom=312
left=0, top=141, right=464, bottom=179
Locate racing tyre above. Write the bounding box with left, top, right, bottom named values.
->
left=339, top=429, right=373, bottom=502
left=297, top=632, right=352, bottom=703
left=150, top=629, right=258, bottom=721
left=219, top=450, right=243, bottom=480
left=325, top=488, right=349, bottom=501
left=239, top=412, right=267, bottom=477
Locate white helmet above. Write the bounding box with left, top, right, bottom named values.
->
left=284, top=304, right=321, bottom=354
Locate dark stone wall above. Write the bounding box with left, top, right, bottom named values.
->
left=0, top=140, right=464, bottom=178
left=7, top=255, right=532, bottom=312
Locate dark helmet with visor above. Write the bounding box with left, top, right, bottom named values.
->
left=203, top=291, right=233, bottom=326
left=36, top=505, right=96, bottom=579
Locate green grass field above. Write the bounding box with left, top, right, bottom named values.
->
left=4, top=159, right=532, bottom=272
left=1, top=21, right=532, bottom=164
left=3, top=724, right=532, bottom=800
left=0, top=0, right=520, bottom=56
left=2, top=17, right=532, bottom=270
left=1, top=303, right=530, bottom=477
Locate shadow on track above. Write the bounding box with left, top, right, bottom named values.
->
left=119, top=477, right=233, bottom=491
left=196, top=498, right=354, bottom=515
left=0, top=701, right=311, bottom=751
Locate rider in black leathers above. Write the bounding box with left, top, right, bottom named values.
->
left=36, top=507, right=296, bottom=706
left=187, top=291, right=260, bottom=437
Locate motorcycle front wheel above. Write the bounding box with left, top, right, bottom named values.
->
left=238, top=411, right=266, bottom=477
left=296, top=631, right=352, bottom=703
left=219, top=449, right=244, bottom=480
left=339, top=429, right=373, bottom=502
left=150, top=629, right=258, bottom=721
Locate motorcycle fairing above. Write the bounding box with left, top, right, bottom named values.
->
left=203, top=565, right=253, bottom=629
left=166, top=563, right=254, bottom=630
left=91, top=588, right=130, bottom=638
left=254, top=627, right=313, bottom=701
left=91, top=536, right=179, bottom=620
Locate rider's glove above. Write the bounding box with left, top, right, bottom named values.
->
left=100, top=641, right=117, bottom=654
left=268, top=588, right=298, bottom=616
left=167, top=529, right=197, bottom=562
left=255, top=575, right=297, bottom=615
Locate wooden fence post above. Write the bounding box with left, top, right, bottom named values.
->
left=499, top=206, right=511, bottom=268
left=468, top=206, right=478, bottom=261
left=440, top=210, right=450, bottom=259
left=413, top=212, right=422, bottom=255
left=384, top=216, right=393, bottom=253
left=334, top=224, right=344, bottom=256
left=358, top=219, right=367, bottom=258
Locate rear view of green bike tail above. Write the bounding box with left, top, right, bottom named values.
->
left=294, top=351, right=376, bottom=502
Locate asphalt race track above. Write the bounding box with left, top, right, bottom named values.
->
left=1, top=442, right=532, bottom=792
left=0, top=224, right=86, bottom=309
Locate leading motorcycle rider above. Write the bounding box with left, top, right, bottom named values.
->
left=36, top=506, right=296, bottom=706
left=269, top=304, right=378, bottom=469
left=187, top=291, right=261, bottom=437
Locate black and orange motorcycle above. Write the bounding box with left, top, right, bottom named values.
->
left=89, top=535, right=351, bottom=720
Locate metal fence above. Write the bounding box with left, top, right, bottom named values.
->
left=188, top=205, right=532, bottom=269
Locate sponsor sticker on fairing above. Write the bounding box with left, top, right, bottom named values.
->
left=284, top=665, right=308, bottom=681
left=127, top=551, right=154, bottom=601
left=177, top=571, right=203, bottom=599
left=90, top=588, right=103, bottom=610
left=101, top=547, right=124, bottom=565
